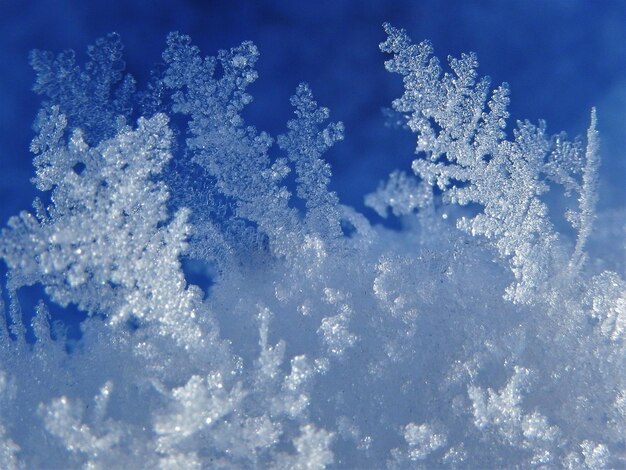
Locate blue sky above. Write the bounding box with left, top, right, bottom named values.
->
left=1, top=0, right=624, bottom=225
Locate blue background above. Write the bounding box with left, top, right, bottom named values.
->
left=1, top=0, right=624, bottom=228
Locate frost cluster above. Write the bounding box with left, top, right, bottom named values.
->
left=0, top=25, right=623, bottom=469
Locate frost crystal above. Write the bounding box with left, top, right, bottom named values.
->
left=2, top=111, right=202, bottom=346
left=0, top=24, right=623, bottom=469
left=380, top=23, right=603, bottom=304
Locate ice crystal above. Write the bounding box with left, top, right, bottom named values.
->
left=0, top=25, right=623, bottom=469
